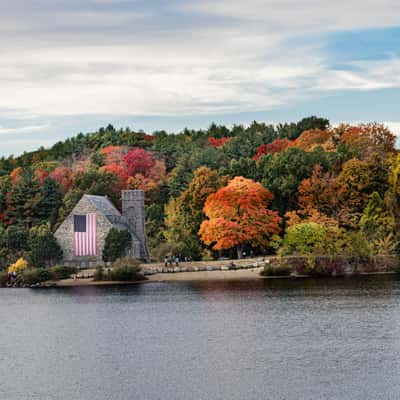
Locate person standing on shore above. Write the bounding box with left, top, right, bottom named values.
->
left=164, top=256, right=168, bottom=272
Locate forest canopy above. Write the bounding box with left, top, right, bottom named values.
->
left=0, top=116, right=398, bottom=267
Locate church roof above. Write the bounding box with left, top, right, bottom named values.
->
left=84, top=195, right=139, bottom=241
left=85, top=195, right=120, bottom=217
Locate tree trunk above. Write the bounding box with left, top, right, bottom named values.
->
left=237, top=244, right=243, bottom=259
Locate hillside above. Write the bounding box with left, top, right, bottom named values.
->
left=0, top=116, right=399, bottom=269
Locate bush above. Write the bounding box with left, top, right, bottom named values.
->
left=21, top=268, right=52, bottom=285
left=103, top=228, right=132, bottom=262
left=108, top=257, right=144, bottom=281
left=93, top=266, right=105, bottom=281
left=50, top=265, right=77, bottom=280
left=261, top=264, right=292, bottom=277
left=284, top=223, right=327, bottom=255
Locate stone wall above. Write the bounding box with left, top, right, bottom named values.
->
left=265, top=255, right=397, bottom=276
left=55, top=195, right=114, bottom=268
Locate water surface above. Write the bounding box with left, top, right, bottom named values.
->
left=1, top=276, right=400, bottom=400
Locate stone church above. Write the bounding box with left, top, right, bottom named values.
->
left=55, top=190, right=149, bottom=267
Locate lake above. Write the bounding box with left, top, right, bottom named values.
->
left=1, top=275, right=400, bottom=400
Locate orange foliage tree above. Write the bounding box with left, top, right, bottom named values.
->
left=127, top=160, right=166, bottom=193
left=100, top=146, right=126, bottom=165
left=339, top=123, right=396, bottom=158
left=199, top=176, right=281, bottom=257
left=292, top=128, right=334, bottom=152
left=253, top=138, right=292, bottom=160
left=288, top=165, right=343, bottom=227
left=10, top=167, right=23, bottom=184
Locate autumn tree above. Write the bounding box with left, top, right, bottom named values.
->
left=199, top=177, right=281, bottom=257
left=339, top=123, right=396, bottom=159
left=253, top=138, right=292, bottom=160
left=337, top=156, right=389, bottom=227
left=124, top=147, right=155, bottom=177
left=292, top=129, right=334, bottom=152
left=50, top=167, right=74, bottom=193
left=100, top=145, right=126, bottom=166
left=164, top=167, right=226, bottom=259
left=360, top=192, right=393, bottom=241
left=100, top=164, right=129, bottom=192
left=294, top=165, right=343, bottom=226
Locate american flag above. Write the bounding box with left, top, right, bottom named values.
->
left=74, top=213, right=97, bottom=256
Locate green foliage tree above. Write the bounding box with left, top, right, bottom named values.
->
left=258, top=147, right=330, bottom=214
left=102, top=228, right=132, bottom=262
left=360, top=192, right=393, bottom=241
left=29, top=226, right=63, bottom=267
left=37, top=178, right=63, bottom=227
left=7, top=169, right=42, bottom=227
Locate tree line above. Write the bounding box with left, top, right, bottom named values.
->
left=0, top=115, right=398, bottom=269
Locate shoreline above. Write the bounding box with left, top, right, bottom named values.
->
left=50, top=268, right=397, bottom=287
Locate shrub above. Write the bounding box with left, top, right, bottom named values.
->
left=261, top=264, right=292, bottom=277
left=102, top=228, right=132, bottom=262
left=108, top=257, right=144, bottom=281
left=21, top=268, right=52, bottom=285
left=284, top=223, right=327, bottom=255
left=50, top=266, right=77, bottom=280
left=93, top=266, right=105, bottom=281
left=8, top=257, right=28, bottom=274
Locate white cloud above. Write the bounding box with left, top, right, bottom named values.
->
left=0, top=0, right=399, bottom=120
left=0, top=124, right=50, bottom=135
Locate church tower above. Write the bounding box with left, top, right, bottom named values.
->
left=121, top=190, right=150, bottom=261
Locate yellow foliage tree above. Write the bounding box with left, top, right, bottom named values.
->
left=8, top=257, right=28, bottom=274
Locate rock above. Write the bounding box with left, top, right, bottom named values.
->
left=173, top=267, right=180, bottom=273
left=221, top=266, right=229, bottom=271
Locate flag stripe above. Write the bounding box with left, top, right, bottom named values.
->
left=74, top=213, right=97, bottom=256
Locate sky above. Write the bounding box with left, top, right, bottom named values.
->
left=1, top=0, right=400, bottom=156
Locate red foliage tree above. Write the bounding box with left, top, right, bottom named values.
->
left=100, top=164, right=129, bottom=192
left=208, top=137, right=231, bottom=147
left=34, top=168, right=49, bottom=186
left=199, top=176, right=281, bottom=257
left=253, top=138, right=293, bottom=160
left=49, top=166, right=74, bottom=193
left=124, top=147, right=155, bottom=177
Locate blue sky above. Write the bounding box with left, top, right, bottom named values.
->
left=1, top=0, right=400, bottom=156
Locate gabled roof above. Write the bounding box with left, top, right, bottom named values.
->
left=85, top=195, right=120, bottom=218
left=84, top=195, right=139, bottom=241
